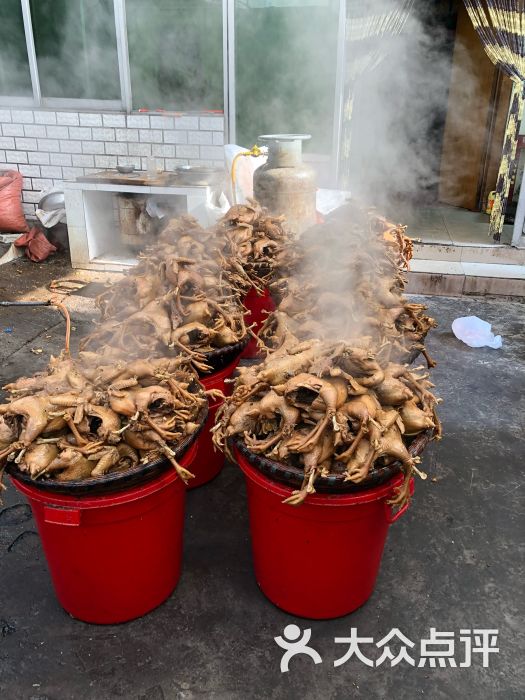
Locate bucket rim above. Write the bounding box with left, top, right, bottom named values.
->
left=230, top=429, right=433, bottom=494
left=7, top=399, right=208, bottom=496
left=235, top=444, right=405, bottom=507
left=11, top=439, right=196, bottom=509
left=197, top=336, right=249, bottom=377
left=200, top=355, right=243, bottom=388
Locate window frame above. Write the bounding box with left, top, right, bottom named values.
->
left=0, top=0, right=131, bottom=111
left=0, top=0, right=345, bottom=182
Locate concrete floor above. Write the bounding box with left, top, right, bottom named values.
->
left=0, top=293, right=524, bottom=700
left=390, top=204, right=514, bottom=247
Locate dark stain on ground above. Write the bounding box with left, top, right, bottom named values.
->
left=0, top=252, right=90, bottom=302
left=1, top=619, right=16, bottom=637
left=0, top=503, right=32, bottom=527
left=7, top=530, right=39, bottom=553
left=138, top=686, right=165, bottom=700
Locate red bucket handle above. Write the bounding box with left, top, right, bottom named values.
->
left=384, top=477, right=415, bottom=524
left=44, top=505, right=81, bottom=526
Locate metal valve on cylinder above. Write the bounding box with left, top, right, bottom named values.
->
left=253, top=134, right=317, bottom=234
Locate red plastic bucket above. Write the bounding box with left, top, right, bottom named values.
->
left=11, top=440, right=197, bottom=624
left=242, top=286, right=275, bottom=358
left=189, top=357, right=241, bottom=489
left=235, top=446, right=414, bottom=619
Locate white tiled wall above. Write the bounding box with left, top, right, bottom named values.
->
left=0, top=109, right=225, bottom=219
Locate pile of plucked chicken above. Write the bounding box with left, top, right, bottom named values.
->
left=215, top=199, right=293, bottom=295
left=214, top=206, right=441, bottom=508
left=80, top=201, right=291, bottom=370
left=80, top=216, right=247, bottom=373
left=0, top=354, right=206, bottom=485
left=265, top=206, right=435, bottom=366
left=0, top=202, right=292, bottom=486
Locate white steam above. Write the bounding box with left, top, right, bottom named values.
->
left=345, top=0, right=481, bottom=219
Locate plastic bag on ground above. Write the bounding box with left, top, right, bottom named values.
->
left=14, top=227, right=57, bottom=262
left=0, top=243, right=24, bottom=266
left=451, top=316, right=502, bottom=349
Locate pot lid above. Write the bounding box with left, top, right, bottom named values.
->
left=258, top=133, right=311, bottom=142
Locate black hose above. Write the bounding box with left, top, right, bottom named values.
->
left=0, top=301, right=51, bottom=306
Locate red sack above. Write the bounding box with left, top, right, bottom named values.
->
left=0, top=170, right=29, bottom=232
left=15, top=227, right=57, bottom=262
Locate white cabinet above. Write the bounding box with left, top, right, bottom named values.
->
left=64, top=179, right=210, bottom=271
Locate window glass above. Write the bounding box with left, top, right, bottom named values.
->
left=30, top=0, right=120, bottom=100
left=235, top=0, right=339, bottom=153
left=126, top=0, right=224, bottom=111
left=0, top=0, right=32, bottom=96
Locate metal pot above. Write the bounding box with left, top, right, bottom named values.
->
left=38, top=190, right=65, bottom=211
left=175, top=165, right=223, bottom=186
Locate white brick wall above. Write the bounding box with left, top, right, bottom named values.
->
left=0, top=109, right=225, bottom=219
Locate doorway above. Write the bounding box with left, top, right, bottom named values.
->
left=405, top=0, right=513, bottom=245
left=346, top=0, right=514, bottom=246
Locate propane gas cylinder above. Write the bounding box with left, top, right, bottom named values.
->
left=253, top=134, right=316, bottom=234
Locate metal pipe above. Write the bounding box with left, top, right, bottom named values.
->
left=225, top=0, right=236, bottom=144
left=332, top=0, right=347, bottom=187
left=222, top=0, right=230, bottom=143
left=511, top=176, right=525, bottom=246
left=114, top=0, right=133, bottom=113
left=0, top=301, right=51, bottom=306
left=20, top=0, right=41, bottom=106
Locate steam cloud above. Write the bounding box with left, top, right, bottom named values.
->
left=346, top=0, right=479, bottom=220
left=271, top=1, right=470, bottom=346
